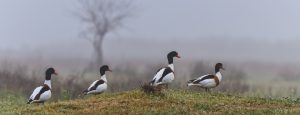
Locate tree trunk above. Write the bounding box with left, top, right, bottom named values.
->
left=91, top=36, right=104, bottom=68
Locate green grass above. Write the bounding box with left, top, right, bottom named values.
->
left=0, top=92, right=27, bottom=115
left=1, top=90, right=300, bottom=115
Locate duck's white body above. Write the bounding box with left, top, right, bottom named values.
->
left=28, top=80, right=52, bottom=104
left=150, top=64, right=175, bottom=86
left=188, top=72, right=222, bottom=88
left=85, top=75, right=108, bottom=94
left=29, top=87, right=51, bottom=103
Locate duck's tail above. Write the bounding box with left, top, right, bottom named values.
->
left=27, top=99, right=33, bottom=104
left=82, top=89, right=88, bottom=95
left=187, top=79, right=196, bottom=87
left=188, top=79, right=195, bottom=83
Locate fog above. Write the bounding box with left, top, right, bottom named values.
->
left=2, top=0, right=300, bottom=98
left=1, top=0, right=300, bottom=70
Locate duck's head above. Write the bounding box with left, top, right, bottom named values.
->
left=167, top=51, right=180, bottom=64
left=215, top=63, right=225, bottom=73
left=45, top=67, right=57, bottom=80
left=100, top=65, right=112, bottom=76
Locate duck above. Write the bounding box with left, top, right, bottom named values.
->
left=83, top=65, right=112, bottom=95
left=149, top=51, right=180, bottom=87
left=27, top=68, right=57, bottom=104
left=187, top=63, right=225, bottom=91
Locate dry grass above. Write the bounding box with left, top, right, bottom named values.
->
left=2, top=90, right=300, bottom=115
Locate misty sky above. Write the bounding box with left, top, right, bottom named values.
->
left=1, top=0, right=300, bottom=60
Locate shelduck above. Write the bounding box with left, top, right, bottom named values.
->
left=187, top=63, right=225, bottom=91
left=83, top=65, right=112, bottom=95
left=149, top=51, right=180, bottom=87
left=27, top=68, right=57, bottom=104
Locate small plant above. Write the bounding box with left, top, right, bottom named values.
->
left=61, top=90, right=72, bottom=101
left=141, top=83, right=162, bottom=94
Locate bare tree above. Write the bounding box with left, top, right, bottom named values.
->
left=76, top=0, right=134, bottom=67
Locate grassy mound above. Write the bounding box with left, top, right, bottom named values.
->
left=2, top=90, right=300, bottom=115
